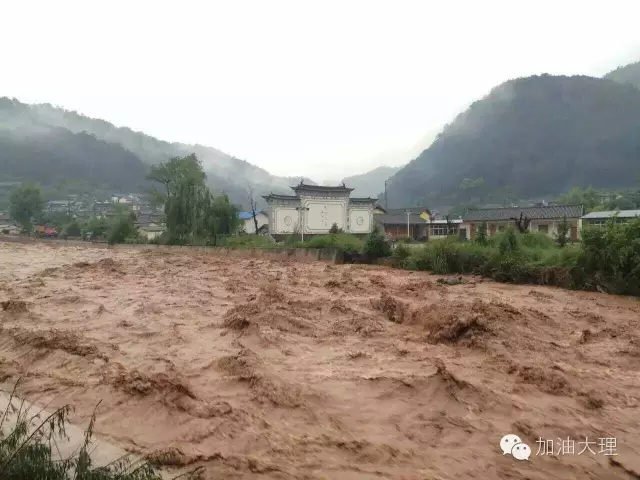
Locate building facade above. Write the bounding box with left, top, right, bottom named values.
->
left=262, top=183, right=377, bottom=237
left=462, top=205, right=584, bottom=240
left=581, top=209, right=640, bottom=227
left=238, top=211, right=269, bottom=235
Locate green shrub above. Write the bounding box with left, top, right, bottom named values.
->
left=389, top=220, right=640, bottom=296
left=395, top=236, right=413, bottom=244
left=576, top=218, right=640, bottom=295
left=520, top=232, right=556, bottom=249
left=392, top=243, right=411, bottom=267
left=0, top=380, right=171, bottom=480
left=297, top=233, right=363, bottom=254
left=328, top=223, right=343, bottom=234
left=107, top=216, right=137, bottom=245
left=218, top=235, right=275, bottom=249
left=363, top=224, right=391, bottom=259
left=475, top=221, right=488, bottom=245
left=497, top=226, right=519, bottom=254
left=555, top=215, right=571, bottom=247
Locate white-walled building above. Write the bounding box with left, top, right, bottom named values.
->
left=238, top=211, right=269, bottom=235
left=462, top=205, right=584, bottom=240
left=262, top=182, right=378, bottom=237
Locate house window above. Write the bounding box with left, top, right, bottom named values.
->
left=430, top=225, right=459, bottom=236
left=537, top=224, right=549, bottom=234
left=498, top=225, right=506, bottom=232
left=589, top=220, right=606, bottom=227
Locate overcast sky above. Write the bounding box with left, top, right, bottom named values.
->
left=2, top=0, right=639, bottom=182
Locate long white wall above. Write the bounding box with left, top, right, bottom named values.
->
left=267, top=194, right=375, bottom=235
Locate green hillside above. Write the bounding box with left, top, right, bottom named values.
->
left=341, top=165, right=400, bottom=198
left=0, top=97, right=315, bottom=207
left=604, top=61, right=640, bottom=89
left=385, top=75, right=640, bottom=207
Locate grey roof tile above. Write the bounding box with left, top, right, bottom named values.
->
left=464, top=205, right=583, bottom=222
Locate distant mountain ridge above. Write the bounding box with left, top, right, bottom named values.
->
left=340, top=166, right=401, bottom=198
left=0, top=97, right=315, bottom=207
left=385, top=73, right=640, bottom=207
left=604, top=61, right=640, bottom=89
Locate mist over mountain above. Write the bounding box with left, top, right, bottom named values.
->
left=385, top=74, right=640, bottom=208
left=605, top=61, right=640, bottom=89
left=340, top=166, right=401, bottom=198
left=0, top=97, right=315, bottom=207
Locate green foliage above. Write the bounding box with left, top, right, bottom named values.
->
left=520, top=231, right=557, bottom=249
left=9, top=184, right=44, bottom=233
left=396, top=220, right=640, bottom=295
left=475, top=221, right=488, bottom=245
left=157, top=155, right=239, bottom=246
left=328, top=222, right=343, bottom=234
left=297, top=234, right=363, bottom=254
left=363, top=224, right=391, bottom=259
left=394, top=236, right=413, bottom=244
left=385, top=75, right=640, bottom=207
left=84, top=217, right=109, bottom=238
left=0, top=380, right=166, bottom=480
left=60, top=221, right=82, bottom=238
left=107, top=215, right=137, bottom=245
left=497, top=226, right=519, bottom=254
left=392, top=243, right=412, bottom=266
left=147, top=153, right=206, bottom=204
left=217, top=235, right=275, bottom=249
left=576, top=217, right=640, bottom=295
left=555, top=215, right=570, bottom=247
left=557, top=186, right=601, bottom=212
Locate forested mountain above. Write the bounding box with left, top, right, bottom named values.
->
left=605, top=61, right=640, bottom=89
left=385, top=75, right=640, bottom=208
left=0, top=128, right=148, bottom=192
left=0, top=97, right=314, bottom=207
left=341, top=166, right=400, bottom=198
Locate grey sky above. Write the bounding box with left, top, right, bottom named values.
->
left=3, top=0, right=639, bottom=182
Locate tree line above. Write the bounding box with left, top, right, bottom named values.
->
left=6, top=154, right=240, bottom=245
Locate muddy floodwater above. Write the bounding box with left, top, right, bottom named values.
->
left=1, top=241, right=640, bottom=479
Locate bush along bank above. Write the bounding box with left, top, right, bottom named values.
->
left=392, top=219, right=640, bottom=296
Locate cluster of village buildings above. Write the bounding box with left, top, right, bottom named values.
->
left=257, top=182, right=640, bottom=241
left=0, top=193, right=165, bottom=240
left=1, top=182, right=638, bottom=242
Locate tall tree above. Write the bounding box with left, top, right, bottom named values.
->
left=146, top=153, right=206, bottom=203
left=247, top=186, right=259, bottom=235
left=9, top=184, right=44, bottom=234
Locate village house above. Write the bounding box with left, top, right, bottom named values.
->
left=462, top=204, right=584, bottom=240
left=581, top=209, right=640, bottom=227
left=375, top=208, right=466, bottom=241
left=137, top=223, right=166, bottom=241
left=238, top=211, right=269, bottom=235
left=374, top=208, right=431, bottom=240
left=262, top=182, right=378, bottom=239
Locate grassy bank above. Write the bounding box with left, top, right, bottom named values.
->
left=393, top=220, right=640, bottom=296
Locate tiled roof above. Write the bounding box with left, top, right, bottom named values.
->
left=350, top=197, right=378, bottom=203
left=291, top=182, right=353, bottom=193
left=384, top=207, right=430, bottom=216
left=582, top=209, right=640, bottom=219
left=375, top=212, right=428, bottom=225
left=262, top=193, right=299, bottom=201
left=464, top=205, right=583, bottom=222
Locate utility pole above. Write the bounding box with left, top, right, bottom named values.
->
left=384, top=180, right=389, bottom=210
left=296, top=206, right=309, bottom=242
left=405, top=209, right=412, bottom=238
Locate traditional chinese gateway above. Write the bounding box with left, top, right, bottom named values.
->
left=262, top=182, right=378, bottom=239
